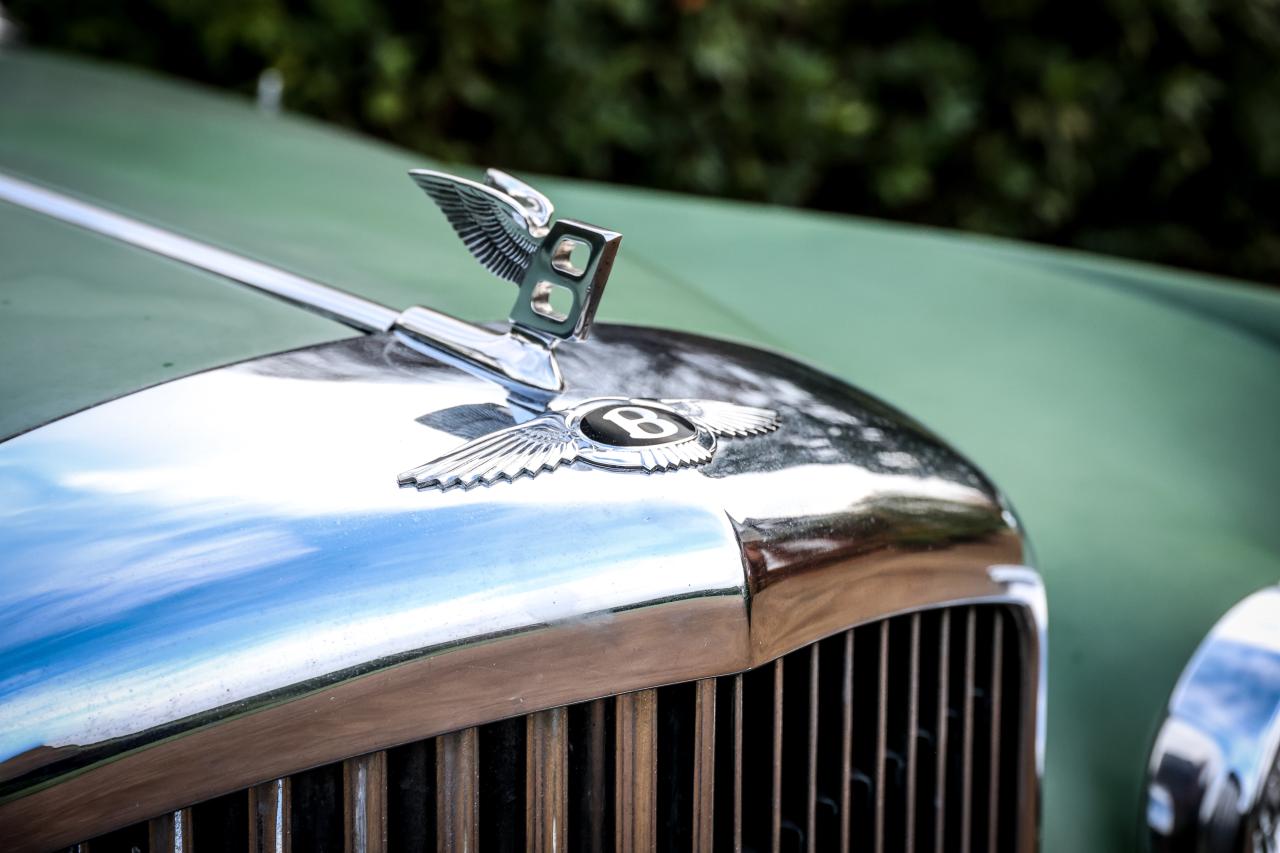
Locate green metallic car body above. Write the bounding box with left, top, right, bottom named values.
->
left=2, top=49, right=1280, bottom=851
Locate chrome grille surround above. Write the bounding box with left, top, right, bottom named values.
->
left=72, top=601, right=1040, bottom=852
left=0, top=326, right=1043, bottom=851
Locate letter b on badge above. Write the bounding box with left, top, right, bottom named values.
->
left=579, top=402, right=698, bottom=447
left=602, top=406, right=679, bottom=440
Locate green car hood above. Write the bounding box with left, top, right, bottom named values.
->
left=4, top=49, right=1280, bottom=852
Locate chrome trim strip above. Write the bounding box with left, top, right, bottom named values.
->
left=990, top=564, right=1048, bottom=853
left=0, top=172, right=399, bottom=333
left=394, top=305, right=563, bottom=395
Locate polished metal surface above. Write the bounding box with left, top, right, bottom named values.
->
left=1147, top=585, right=1280, bottom=853
left=0, top=323, right=1040, bottom=849
left=0, top=172, right=400, bottom=333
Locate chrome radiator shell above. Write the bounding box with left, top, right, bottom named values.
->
left=0, top=326, right=1043, bottom=850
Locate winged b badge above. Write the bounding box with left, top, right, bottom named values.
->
left=399, top=398, right=779, bottom=490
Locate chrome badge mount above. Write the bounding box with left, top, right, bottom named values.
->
left=397, top=168, right=779, bottom=490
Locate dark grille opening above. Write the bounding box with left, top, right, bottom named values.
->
left=75, top=604, right=1029, bottom=853
left=290, top=761, right=343, bottom=851
left=656, top=681, right=697, bottom=852
left=86, top=821, right=148, bottom=853
left=387, top=738, right=437, bottom=852
left=568, top=696, right=615, bottom=852
left=192, top=789, right=249, bottom=852
left=478, top=718, right=525, bottom=853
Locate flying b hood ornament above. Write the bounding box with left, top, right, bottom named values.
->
left=396, top=168, right=778, bottom=490
left=410, top=168, right=617, bottom=342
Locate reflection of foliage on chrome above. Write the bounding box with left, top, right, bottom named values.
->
left=556, top=326, right=997, bottom=495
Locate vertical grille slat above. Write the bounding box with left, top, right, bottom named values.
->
left=249, top=778, right=290, bottom=853
left=148, top=809, right=192, bottom=853
left=73, top=604, right=1030, bottom=853
left=343, top=752, right=387, bottom=853
left=905, top=614, right=921, bottom=853
left=960, top=608, right=978, bottom=853
left=615, top=689, right=658, bottom=851
left=806, top=644, right=821, bottom=853
left=987, top=614, right=1005, bottom=853
left=436, top=729, right=479, bottom=852
left=714, top=673, right=744, bottom=853
left=733, top=675, right=744, bottom=853
left=526, top=708, right=568, bottom=852
left=873, top=621, right=889, bottom=853
left=934, top=609, right=952, bottom=853
left=996, top=610, right=1025, bottom=853
left=771, top=659, right=784, bottom=853
left=692, top=679, right=717, bottom=853
left=840, top=630, right=854, bottom=853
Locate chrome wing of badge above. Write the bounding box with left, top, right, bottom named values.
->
left=399, top=398, right=779, bottom=490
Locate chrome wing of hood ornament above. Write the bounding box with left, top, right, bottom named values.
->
left=410, top=169, right=551, bottom=284
left=393, top=168, right=621, bottom=396
left=393, top=167, right=780, bottom=490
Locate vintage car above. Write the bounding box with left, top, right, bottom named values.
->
left=1, top=47, right=1279, bottom=853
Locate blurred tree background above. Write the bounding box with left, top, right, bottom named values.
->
left=7, top=0, right=1280, bottom=282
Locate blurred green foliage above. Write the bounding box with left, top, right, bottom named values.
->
left=9, top=0, right=1280, bottom=282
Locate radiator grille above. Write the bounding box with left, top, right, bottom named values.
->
left=72, top=604, right=1028, bottom=852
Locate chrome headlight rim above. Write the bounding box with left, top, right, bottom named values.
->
left=1147, top=585, right=1280, bottom=853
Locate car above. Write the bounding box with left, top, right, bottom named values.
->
left=1, top=47, right=1279, bottom=853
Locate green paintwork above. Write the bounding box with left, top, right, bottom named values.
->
left=0, top=203, right=351, bottom=440
left=3, top=48, right=1280, bottom=851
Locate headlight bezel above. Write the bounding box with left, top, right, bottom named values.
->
left=1147, top=585, right=1280, bottom=852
